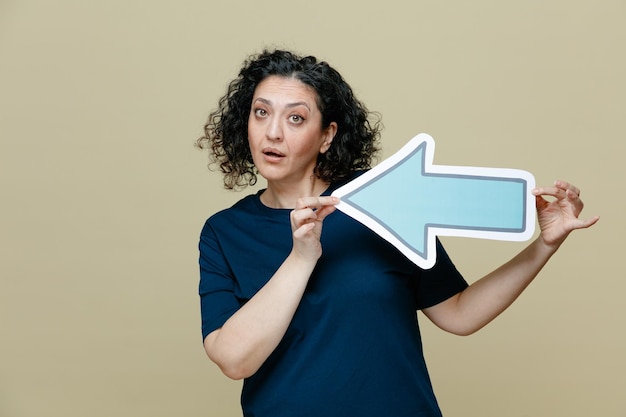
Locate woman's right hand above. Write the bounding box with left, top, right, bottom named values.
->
left=290, top=196, right=340, bottom=262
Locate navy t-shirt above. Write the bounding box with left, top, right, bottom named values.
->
left=199, top=176, right=468, bottom=417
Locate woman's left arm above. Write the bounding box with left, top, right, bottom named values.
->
left=422, top=180, right=599, bottom=336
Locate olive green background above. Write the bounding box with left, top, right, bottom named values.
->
left=1, top=1, right=624, bottom=416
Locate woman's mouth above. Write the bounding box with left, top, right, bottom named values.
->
left=262, top=148, right=285, bottom=161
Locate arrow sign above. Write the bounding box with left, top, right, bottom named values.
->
left=331, top=133, right=536, bottom=269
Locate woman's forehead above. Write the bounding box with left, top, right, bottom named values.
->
left=252, top=76, right=319, bottom=107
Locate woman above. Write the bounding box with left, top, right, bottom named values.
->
left=196, top=49, right=598, bottom=416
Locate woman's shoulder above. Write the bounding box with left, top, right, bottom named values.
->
left=205, top=189, right=288, bottom=227
left=205, top=193, right=259, bottom=224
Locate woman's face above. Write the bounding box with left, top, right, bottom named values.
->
left=247, top=75, right=336, bottom=186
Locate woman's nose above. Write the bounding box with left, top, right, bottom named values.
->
left=266, top=118, right=283, bottom=141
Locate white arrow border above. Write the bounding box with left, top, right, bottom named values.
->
left=331, top=133, right=536, bottom=269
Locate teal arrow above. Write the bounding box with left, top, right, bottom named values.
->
left=332, top=133, right=536, bottom=269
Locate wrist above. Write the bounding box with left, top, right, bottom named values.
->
left=536, top=234, right=562, bottom=255
left=286, top=249, right=320, bottom=271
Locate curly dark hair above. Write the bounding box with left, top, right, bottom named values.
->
left=196, top=49, right=382, bottom=190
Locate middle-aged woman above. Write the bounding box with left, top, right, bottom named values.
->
left=196, top=49, right=599, bottom=417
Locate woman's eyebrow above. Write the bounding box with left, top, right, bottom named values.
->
left=253, top=97, right=272, bottom=106
left=285, top=101, right=310, bottom=111
left=253, top=97, right=311, bottom=111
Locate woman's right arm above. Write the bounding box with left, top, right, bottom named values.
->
left=203, top=196, right=339, bottom=380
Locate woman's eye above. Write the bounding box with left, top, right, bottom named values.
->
left=289, top=115, right=303, bottom=123
left=254, top=108, right=267, bottom=117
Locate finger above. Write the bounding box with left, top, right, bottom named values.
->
left=292, top=221, right=317, bottom=239
left=532, top=185, right=560, bottom=198
left=290, top=207, right=318, bottom=227
left=575, top=215, right=600, bottom=230
left=554, top=180, right=580, bottom=197
left=535, top=195, right=550, bottom=210
left=532, top=184, right=573, bottom=201
left=533, top=185, right=584, bottom=217
left=294, top=196, right=340, bottom=211
left=291, top=204, right=338, bottom=230
left=314, top=204, right=337, bottom=222
left=564, top=189, right=585, bottom=213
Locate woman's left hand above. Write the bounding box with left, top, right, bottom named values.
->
left=532, top=180, right=599, bottom=249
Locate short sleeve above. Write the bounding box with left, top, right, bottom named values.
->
left=198, top=220, right=241, bottom=340
left=415, top=239, right=468, bottom=309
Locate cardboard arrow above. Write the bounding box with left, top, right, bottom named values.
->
left=331, top=133, right=536, bottom=269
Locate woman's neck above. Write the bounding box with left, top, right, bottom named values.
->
left=260, top=176, right=330, bottom=209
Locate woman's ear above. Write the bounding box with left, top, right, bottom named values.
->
left=320, top=122, right=338, bottom=154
